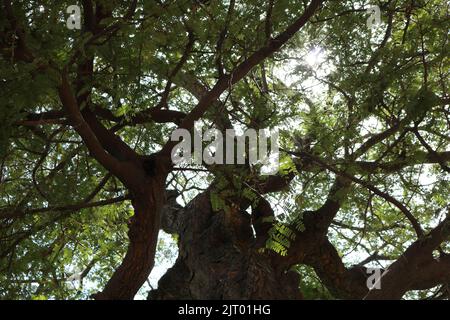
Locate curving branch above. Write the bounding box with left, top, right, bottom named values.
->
left=365, top=215, right=450, bottom=299
left=286, top=149, right=424, bottom=237
left=159, top=0, right=325, bottom=156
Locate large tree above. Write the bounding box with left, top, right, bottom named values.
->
left=0, top=0, right=449, bottom=300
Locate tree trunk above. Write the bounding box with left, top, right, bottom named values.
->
left=149, top=191, right=302, bottom=300
left=94, top=175, right=166, bottom=300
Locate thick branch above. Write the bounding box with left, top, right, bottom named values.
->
left=160, top=0, right=324, bottom=156
left=365, top=216, right=450, bottom=299
left=57, top=70, right=144, bottom=190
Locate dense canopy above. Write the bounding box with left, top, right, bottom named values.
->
left=0, top=0, right=449, bottom=300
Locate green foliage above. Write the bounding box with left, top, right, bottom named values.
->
left=405, top=87, right=441, bottom=121
left=266, top=222, right=297, bottom=256
left=0, top=0, right=448, bottom=300
left=296, top=265, right=334, bottom=299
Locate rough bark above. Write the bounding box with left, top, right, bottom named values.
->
left=364, top=217, right=450, bottom=300
left=150, top=190, right=302, bottom=300
left=94, top=174, right=167, bottom=300
left=151, top=182, right=450, bottom=300
left=1, top=0, right=323, bottom=300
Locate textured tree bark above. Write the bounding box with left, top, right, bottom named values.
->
left=149, top=191, right=302, bottom=300
left=364, top=217, right=450, bottom=300
left=94, top=174, right=167, bottom=300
